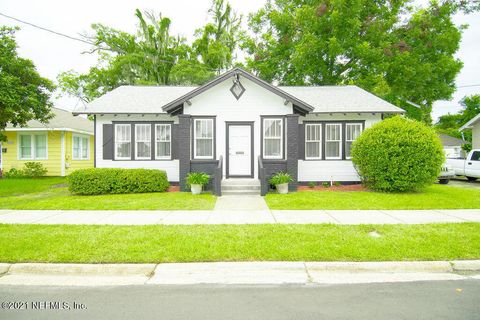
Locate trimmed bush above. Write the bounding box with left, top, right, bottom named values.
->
left=3, top=162, right=47, bottom=178
left=68, top=168, right=170, bottom=195
left=351, top=116, right=444, bottom=192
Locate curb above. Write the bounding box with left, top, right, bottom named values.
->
left=6, top=263, right=157, bottom=276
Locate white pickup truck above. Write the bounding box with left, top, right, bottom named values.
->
left=446, top=149, right=480, bottom=181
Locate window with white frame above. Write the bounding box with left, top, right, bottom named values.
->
left=194, top=118, right=214, bottom=159
left=72, top=135, right=89, bottom=160
left=155, top=124, right=171, bottom=159
left=263, top=118, right=283, bottom=159
left=19, top=134, right=47, bottom=160
left=345, top=123, right=362, bottom=159
left=135, top=124, right=151, bottom=160
left=305, top=124, right=322, bottom=159
left=325, top=124, right=342, bottom=159
left=115, top=124, right=131, bottom=160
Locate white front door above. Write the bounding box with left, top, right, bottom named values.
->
left=228, top=125, right=252, bottom=177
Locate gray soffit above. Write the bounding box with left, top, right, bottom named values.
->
left=7, top=107, right=93, bottom=134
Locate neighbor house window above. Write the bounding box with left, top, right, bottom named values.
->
left=263, top=118, right=283, bottom=159
left=325, top=123, right=342, bottom=159
left=115, top=124, right=131, bottom=160
left=155, top=124, right=171, bottom=159
left=135, top=124, right=151, bottom=160
left=194, top=118, right=214, bottom=159
left=19, top=134, right=47, bottom=160
left=305, top=124, right=322, bottom=159
left=345, top=123, right=362, bottom=159
left=72, top=135, right=89, bottom=160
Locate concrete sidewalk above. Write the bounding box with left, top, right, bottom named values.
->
left=0, top=209, right=479, bottom=225
left=0, top=261, right=479, bottom=286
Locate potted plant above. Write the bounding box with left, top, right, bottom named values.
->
left=186, top=172, right=210, bottom=195
left=269, top=172, right=293, bottom=194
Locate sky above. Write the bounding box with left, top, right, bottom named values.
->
left=1, top=0, right=479, bottom=121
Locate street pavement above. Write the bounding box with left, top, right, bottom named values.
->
left=1, top=280, right=479, bottom=319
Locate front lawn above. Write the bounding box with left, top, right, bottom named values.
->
left=0, top=178, right=215, bottom=210
left=0, top=223, right=479, bottom=263
left=266, top=185, right=480, bottom=210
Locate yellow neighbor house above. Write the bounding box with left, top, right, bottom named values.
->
left=1, top=107, right=94, bottom=176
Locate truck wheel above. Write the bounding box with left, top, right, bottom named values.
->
left=466, top=177, right=478, bottom=182
left=438, top=179, right=449, bottom=185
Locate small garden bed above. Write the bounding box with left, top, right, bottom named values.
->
left=298, top=184, right=366, bottom=192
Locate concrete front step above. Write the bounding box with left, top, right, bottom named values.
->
left=221, top=179, right=260, bottom=186
left=222, top=185, right=261, bottom=191
left=222, top=190, right=260, bottom=195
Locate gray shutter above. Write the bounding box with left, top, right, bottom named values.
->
left=298, top=123, right=305, bottom=160
left=103, top=124, right=114, bottom=160
left=171, top=124, right=179, bottom=159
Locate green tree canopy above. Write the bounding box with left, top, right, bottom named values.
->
left=0, top=27, right=54, bottom=141
left=243, top=0, right=468, bottom=123
left=58, top=0, right=241, bottom=102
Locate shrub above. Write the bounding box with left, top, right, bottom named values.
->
left=322, top=181, right=330, bottom=188
left=333, top=181, right=342, bottom=187
left=351, top=116, right=444, bottom=192
left=307, top=181, right=316, bottom=188
left=269, top=172, right=293, bottom=186
left=23, top=162, right=48, bottom=178
left=186, top=172, right=210, bottom=186
left=68, top=168, right=170, bottom=195
left=3, top=168, right=26, bottom=178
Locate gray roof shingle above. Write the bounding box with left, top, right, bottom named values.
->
left=74, top=83, right=404, bottom=115
left=7, top=107, right=93, bottom=134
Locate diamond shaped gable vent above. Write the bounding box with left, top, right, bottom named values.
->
left=230, top=75, right=245, bottom=100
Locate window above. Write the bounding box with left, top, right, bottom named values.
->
left=19, top=134, right=47, bottom=160
left=115, top=124, right=131, bottom=160
left=194, top=119, right=214, bottom=159
left=135, top=124, right=151, bottom=160
left=345, top=123, right=362, bottom=159
left=73, top=135, right=89, bottom=160
left=325, top=124, right=342, bottom=159
left=471, top=151, right=480, bottom=161
left=263, top=118, right=283, bottom=159
left=155, top=124, right=171, bottom=159
left=305, top=124, right=322, bottom=159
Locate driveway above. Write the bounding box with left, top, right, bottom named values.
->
left=447, top=178, right=480, bottom=190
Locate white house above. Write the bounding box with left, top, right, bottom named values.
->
left=460, top=113, right=480, bottom=149
left=74, top=68, right=404, bottom=195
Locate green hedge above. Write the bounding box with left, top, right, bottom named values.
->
left=351, top=116, right=444, bottom=192
left=68, top=168, right=170, bottom=195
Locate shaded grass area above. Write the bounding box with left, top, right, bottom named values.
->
left=266, top=185, right=480, bottom=210
left=0, top=223, right=479, bottom=263
left=0, top=178, right=215, bottom=210
left=0, top=177, right=66, bottom=197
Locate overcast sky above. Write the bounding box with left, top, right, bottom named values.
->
left=1, top=0, right=479, bottom=121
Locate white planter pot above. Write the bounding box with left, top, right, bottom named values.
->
left=191, top=184, right=202, bottom=195
left=276, top=183, right=289, bottom=194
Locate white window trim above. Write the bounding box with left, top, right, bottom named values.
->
left=155, top=124, right=172, bottom=160
left=263, top=118, right=283, bottom=159
left=72, top=134, right=90, bottom=160
left=18, top=133, right=48, bottom=160
left=193, top=118, right=214, bottom=160
left=345, top=123, right=363, bottom=160
left=325, top=123, right=342, bottom=160
left=134, top=124, right=152, bottom=160
left=305, top=123, right=322, bottom=160
left=114, top=124, right=132, bottom=160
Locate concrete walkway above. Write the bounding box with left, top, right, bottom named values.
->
left=0, top=208, right=479, bottom=225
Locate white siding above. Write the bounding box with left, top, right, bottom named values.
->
left=298, top=113, right=382, bottom=182
left=184, top=77, right=293, bottom=178
left=95, top=114, right=180, bottom=181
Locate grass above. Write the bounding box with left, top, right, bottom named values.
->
left=0, top=177, right=66, bottom=196
left=0, top=223, right=479, bottom=263
left=266, top=185, right=480, bottom=210
left=0, top=178, right=216, bottom=210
